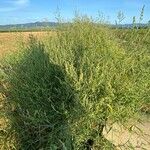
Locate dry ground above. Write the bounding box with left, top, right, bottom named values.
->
left=103, top=115, right=150, bottom=149
left=0, top=31, right=52, bottom=58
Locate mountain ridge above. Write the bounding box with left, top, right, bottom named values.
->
left=0, top=21, right=58, bottom=29
left=0, top=21, right=149, bottom=30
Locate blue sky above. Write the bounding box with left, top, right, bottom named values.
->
left=0, top=0, right=149, bottom=25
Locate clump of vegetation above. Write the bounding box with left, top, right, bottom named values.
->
left=1, top=16, right=149, bottom=149
left=114, top=28, right=150, bottom=114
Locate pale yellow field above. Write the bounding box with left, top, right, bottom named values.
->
left=0, top=31, right=52, bottom=58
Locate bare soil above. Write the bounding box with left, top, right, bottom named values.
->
left=103, top=115, right=150, bottom=149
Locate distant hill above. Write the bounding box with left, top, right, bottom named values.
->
left=0, top=22, right=59, bottom=31
left=113, top=23, right=149, bottom=29
left=0, top=22, right=149, bottom=31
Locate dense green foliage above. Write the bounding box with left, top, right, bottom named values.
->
left=1, top=17, right=150, bottom=149
left=114, top=28, right=150, bottom=113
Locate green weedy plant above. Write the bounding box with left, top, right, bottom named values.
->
left=1, top=16, right=149, bottom=149
left=45, top=16, right=149, bottom=149
left=114, top=6, right=150, bottom=114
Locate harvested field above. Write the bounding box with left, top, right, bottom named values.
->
left=0, top=31, right=53, bottom=58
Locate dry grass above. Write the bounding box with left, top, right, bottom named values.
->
left=0, top=31, right=53, bottom=58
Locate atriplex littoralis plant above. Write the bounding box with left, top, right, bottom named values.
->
left=1, top=16, right=150, bottom=149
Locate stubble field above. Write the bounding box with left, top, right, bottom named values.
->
left=0, top=31, right=52, bottom=58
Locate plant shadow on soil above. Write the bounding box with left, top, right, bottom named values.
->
left=5, top=36, right=85, bottom=150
